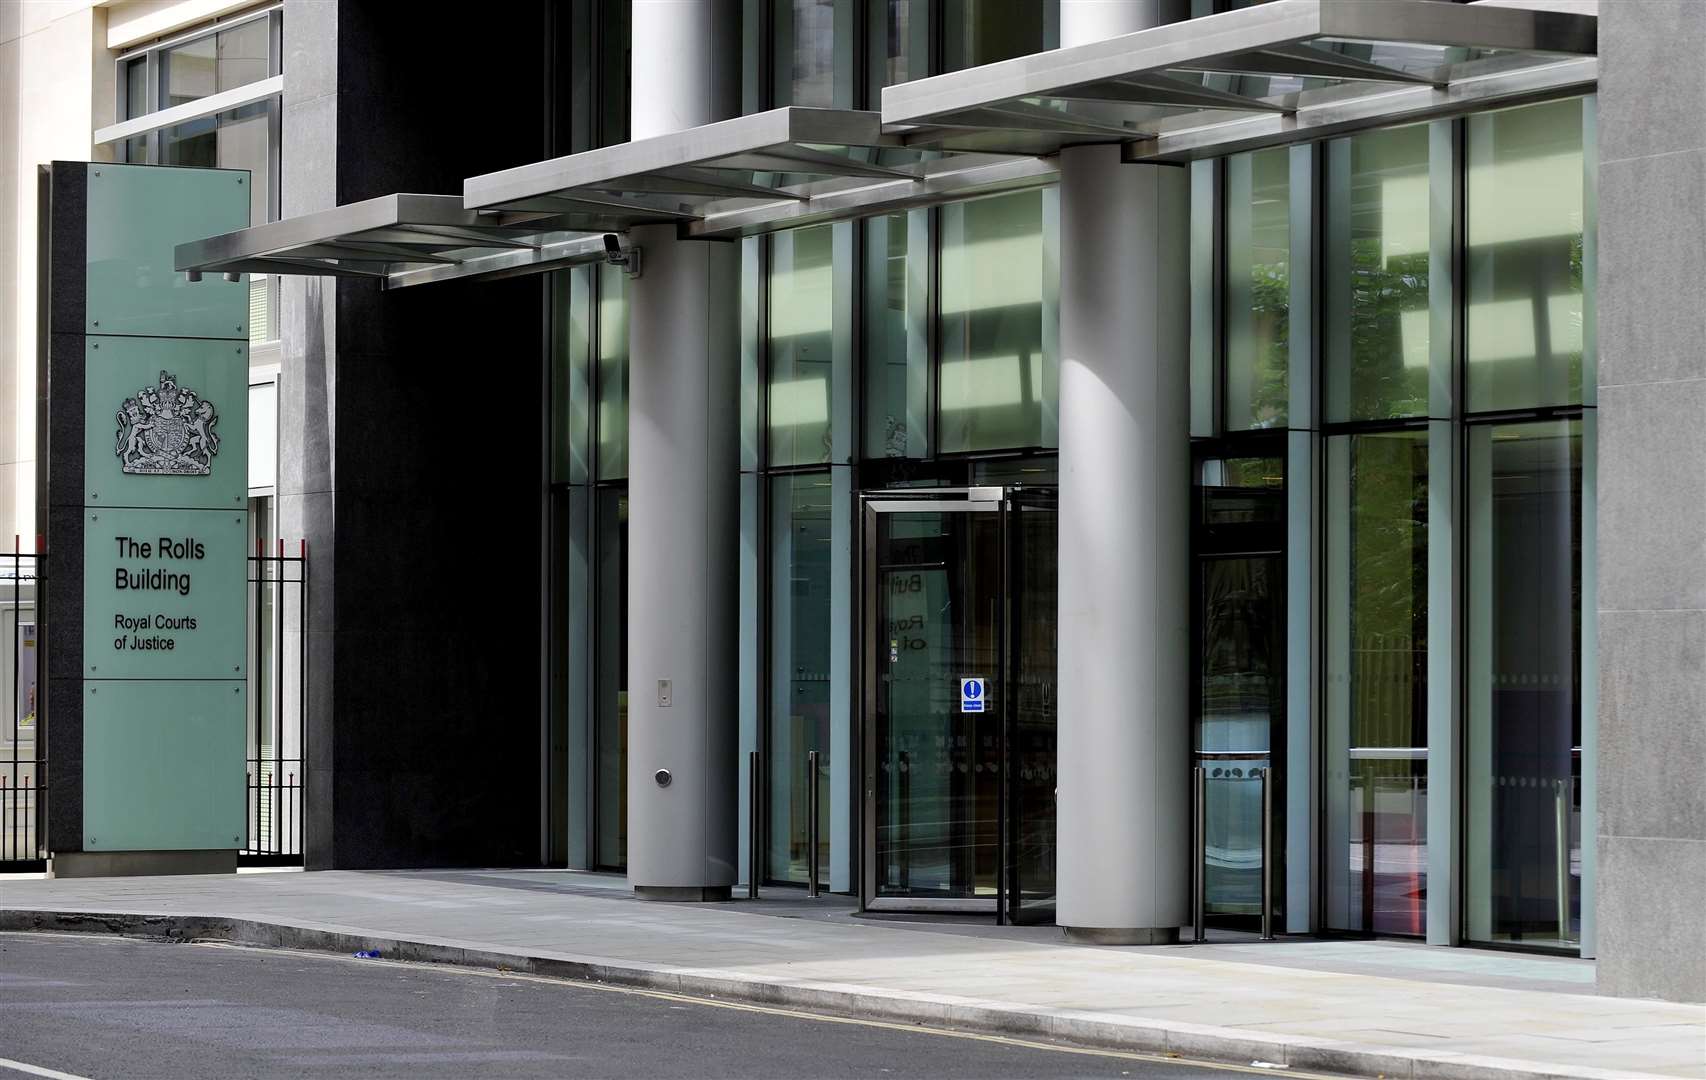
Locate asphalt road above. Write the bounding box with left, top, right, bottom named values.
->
left=0, top=932, right=1309, bottom=1080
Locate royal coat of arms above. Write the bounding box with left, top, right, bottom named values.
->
left=115, top=370, right=221, bottom=476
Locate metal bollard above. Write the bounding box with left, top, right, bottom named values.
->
left=748, top=750, right=761, bottom=900
left=807, top=750, right=821, bottom=898
left=1554, top=778, right=1571, bottom=940
left=1192, top=765, right=1207, bottom=943
left=1260, top=766, right=1275, bottom=942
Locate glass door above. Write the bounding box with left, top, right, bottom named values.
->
left=860, top=488, right=1057, bottom=917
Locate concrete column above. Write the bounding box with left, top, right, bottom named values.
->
left=1055, top=145, right=1190, bottom=942
left=625, top=0, right=741, bottom=900
left=1055, top=0, right=1190, bottom=943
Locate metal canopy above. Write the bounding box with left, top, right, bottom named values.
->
left=882, top=0, right=1597, bottom=158
left=173, top=193, right=610, bottom=285
left=463, top=107, right=922, bottom=220
left=176, top=2, right=1598, bottom=287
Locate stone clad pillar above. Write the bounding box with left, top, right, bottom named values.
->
left=1055, top=0, right=1192, bottom=942
left=624, top=0, right=742, bottom=900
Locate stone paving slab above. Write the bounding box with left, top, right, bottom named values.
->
left=2, top=869, right=1701, bottom=1080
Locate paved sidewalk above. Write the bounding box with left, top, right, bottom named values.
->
left=3, top=869, right=1702, bottom=1080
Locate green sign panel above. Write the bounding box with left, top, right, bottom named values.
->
left=84, top=336, right=249, bottom=511
left=71, top=162, right=251, bottom=858
left=83, top=679, right=246, bottom=851
left=83, top=508, right=248, bottom=680
left=84, top=164, right=250, bottom=340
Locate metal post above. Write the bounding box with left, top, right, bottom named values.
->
left=748, top=750, right=760, bottom=900
left=1192, top=765, right=1206, bottom=943
left=1260, top=766, right=1275, bottom=941
left=807, top=749, right=821, bottom=898
left=1555, top=778, right=1571, bottom=941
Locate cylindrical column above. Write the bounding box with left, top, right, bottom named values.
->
left=1055, top=140, right=1191, bottom=942
left=1055, top=0, right=1191, bottom=946
left=630, top=0, right=740, bottom=139
left=1060, top=0, right=1172, bottom=47
left=625, top=0, right=741, bottom=901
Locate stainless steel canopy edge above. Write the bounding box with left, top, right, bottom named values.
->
left=173, top=0, right=1597, bottom=288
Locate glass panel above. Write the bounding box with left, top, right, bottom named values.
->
left=1326, top=124, right=1431, bottom=422
left=768, top=474, right=833, bottom=884
left=596, top=265, right=630, bottom=481
left=1225, top=148, right=1290, bottom=431
left=161, top=19, right=269, bottom=109
left=769, top=225, right=836, bottom=466
left=1466, top=420, right=1582, bottom=948
left=1466, top=99, right=1586, bottom=412
left=551, top=268, right=592, bottom=486
left=1325, top=432, right=1429, bottom=935
left=775, top=0, right=838, bottom=107
left=874, top=509, right=1002, bottom=899
left=863, top=213, right=926, bottom=459
left=1201, top=457, right=1284, bottom=525
left=942, top=0, right=1046, bottom=71
left=1197, top=554, right=1282, bottom=916
left=594, top=487, right=629, bottom=870
left=161, top=102, right=274, bottom=226
left=125, top=57, right=149, bottom=119
left=938, top=191, right=1051, bottom=454
left=868, top=0, right=925, bottom=104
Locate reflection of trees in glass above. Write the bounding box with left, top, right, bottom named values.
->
left=1350, top=435, right=1428, bottom=760
left=1249, top=263, right=1290, bottom=427
left=1347, top=240, right=1430, bottom=419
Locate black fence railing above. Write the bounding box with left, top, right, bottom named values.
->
left=3, top=542, right=43, bottom=869
left=0, top=539, right=309, bottom=872
left=245, top=541, right=308, bottom=866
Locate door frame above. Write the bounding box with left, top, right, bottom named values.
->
left=858, top=485, right=1055, bottom=920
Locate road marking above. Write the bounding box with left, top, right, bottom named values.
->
left=0, top=1057, right=94, bottom=1080
left=191, top=941, right=1340, bottom=1078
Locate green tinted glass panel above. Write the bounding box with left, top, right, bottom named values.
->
left=769, top=226, right=836, bottom=466
left=596, top=265, right=630, bottom=481
left=1466, top=420, right=1582, bottom=949
left=85, top=336, right=249, bottom=510
left=1326, top=124, right=1432, bottom=422
left=1466, top=99, right=1586, bottom=412
left=768, top=473, right=833, bottom=884
left=85, top=163, right=249, bottom=340
left=83, top=679, right=246, bottom=850
left=864, top=212, right=927, bottom=459
left=1225, top=148, right=1290, bottom=430
left=938, top=190, right=1051, bottom=453
left=83, top=507, right=249, bottom=679
left=1324, top=431, right=1429, bottom=935
left=551, top=268, right=592, bottom=485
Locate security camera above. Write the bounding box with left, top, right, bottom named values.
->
left=602, top=232, right=641, bottom=279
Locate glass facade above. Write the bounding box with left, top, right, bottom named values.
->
left=1466, top=420, right=1583, bottom=947
left=768, top=226, right=836, bottom=466
left=938, top=191, right=1055, bottom=454
left=536, top=2, right=1597, bottom=957
left=1326, top=432, right=1429, bottom=935
left=768, top=474, right=833, bottom=884
left=1466, top=99, right=1587, bottom=412
left=1325, top=124, right=1433, bottom=423
left=1224, top=148, right=1291, bottom=431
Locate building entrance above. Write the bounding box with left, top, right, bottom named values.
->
left=860, top=487, right=1057, bottom=924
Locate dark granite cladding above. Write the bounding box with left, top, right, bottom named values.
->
left=40, top=162, right=87, bottom=853
left=297, top=0, right=548, bottom=869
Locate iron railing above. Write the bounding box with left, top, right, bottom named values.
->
left=3, top=540, right=43, bottom=869
left=244, top=540, right=307, bottom=865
